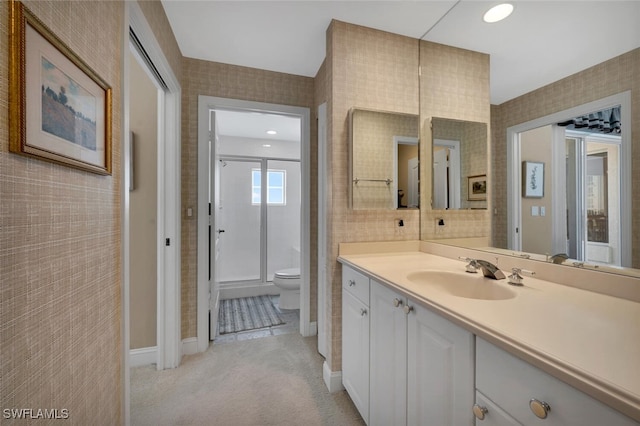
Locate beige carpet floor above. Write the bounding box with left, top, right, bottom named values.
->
left=131, top=334, right=365, bottom=426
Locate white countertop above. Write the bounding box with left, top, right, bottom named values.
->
left=338, top=250, right=640, bottom=421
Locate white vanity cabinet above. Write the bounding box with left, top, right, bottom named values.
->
left=369, top=279, right=475, bottom=426
left=475, top=337, right=639, bottom=425
left=342, top=266, right=371, bottom=423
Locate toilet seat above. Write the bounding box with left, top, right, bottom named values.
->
left=274, top=268, right=300, bottom=280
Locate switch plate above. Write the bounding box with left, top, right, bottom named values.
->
left=540, top=206, right=546, bottom=216
left=531, top=206, right=539, bottom=216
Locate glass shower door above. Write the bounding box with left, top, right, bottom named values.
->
left=218, top=159, right=262, bottom=282
left=266, top=160, right=301, bottom=281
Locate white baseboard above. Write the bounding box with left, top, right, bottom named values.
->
left=130, top=346, right=157, bottom=367
left=182, top=337, right=199, bottom=356
left=323, top=361, right=344, bottom=393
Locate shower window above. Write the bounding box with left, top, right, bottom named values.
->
left=252, top=169, right=286, bottom=205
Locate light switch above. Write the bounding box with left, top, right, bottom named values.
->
left=531, top=206, right=539, bottom=216
left=540, top=206, right=546, bottom=216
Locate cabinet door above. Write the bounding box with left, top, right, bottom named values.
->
left=342, top=289, right=370, bottom=423
left=407, top=302, right=475, bottom=426
left=369, top=281, right=407, bottom=426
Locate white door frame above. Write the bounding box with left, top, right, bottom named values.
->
left=317, top=103, right=327, bottom=358
left=506, top=91, right=631, bottom=267
left=392, top=136, right=419, bottom=209
left=197, top=96, right=312, bottom=353
left=123, top=6, right=182, bottom=424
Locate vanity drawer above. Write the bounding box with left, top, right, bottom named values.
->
left=342, top=265, right=370, bottom=305
left=474, top=390, right=521, bottom=426
left=476, top=337, right=637, bottom=425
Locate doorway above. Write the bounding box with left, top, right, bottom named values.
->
left=433, top=139, right=461, bottom=210
left=197, top=96, right=311, bottom=353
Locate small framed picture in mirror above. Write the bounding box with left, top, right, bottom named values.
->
left=522, top=161, right=544, bottom=198
left=467, top=174, right=487, bottom=201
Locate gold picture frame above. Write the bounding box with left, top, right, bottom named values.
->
left=9, top=0, right=112, bottom=175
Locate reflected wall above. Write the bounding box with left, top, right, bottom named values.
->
left=419, top=41, right=491, bottom=240
left=491, top=48, right=640, bottom=269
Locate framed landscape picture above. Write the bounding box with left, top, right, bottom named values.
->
left=467, top=174, right=487, bottom=201
left=9, top=1, right=112, bottom=175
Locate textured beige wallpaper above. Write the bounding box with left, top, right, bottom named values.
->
left=491, top=48, right=640, bottom=268
left=0, top=1, right=123, bottom=422
left=180, top=58, right=316, bottom=338
left=419, top=41, right=491, bottom=241
left=327, top=20, right=421, bottom=371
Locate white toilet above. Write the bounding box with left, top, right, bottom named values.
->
left=273, top=268, right=301, bottom=310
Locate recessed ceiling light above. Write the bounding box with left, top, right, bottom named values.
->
left=262, top=144, right=271, bottom=148
left=483, top=3, right=514, bottom=23
left=266, top=130, right=277, bottom=135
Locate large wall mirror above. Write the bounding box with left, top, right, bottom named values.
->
left=349, top=108, right=419, bottom=210
left=501, top=93, right=635, bottom=274
left=432, top=117, right=488, bottom=210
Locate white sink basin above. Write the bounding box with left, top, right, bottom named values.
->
left=406, top=271, right=517, bottom=301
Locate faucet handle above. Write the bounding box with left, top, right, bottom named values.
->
left=458, top=257, right=479, bottom=274
left=508, top=267, right=535, bottom=286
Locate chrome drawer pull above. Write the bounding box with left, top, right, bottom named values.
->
left=360, top=308, right=367, bottom=316
left=348, top=279, right=356, bottom=286
left=393, top=298, right=403, bottom=307
left=529, top=398, right=551, bottom=419
left=403, top=305, right=414, bottom=315
left=472, top=404, right=488, bottom=420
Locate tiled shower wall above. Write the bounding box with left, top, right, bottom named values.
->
left=491, top=48, right=640, bottom=268
left=0, top=1, right=123, bottom=422
left=180, top=58, right=316, bottom=338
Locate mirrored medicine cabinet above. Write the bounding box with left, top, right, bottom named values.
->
left=349, top=108, right=419, bottom=210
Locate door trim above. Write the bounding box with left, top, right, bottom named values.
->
left=124, top=2, right=182, bottom=424
left=197, top=96, right=312, bottom=353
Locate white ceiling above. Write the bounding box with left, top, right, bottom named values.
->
left=161, top=0, right=640, bottom=105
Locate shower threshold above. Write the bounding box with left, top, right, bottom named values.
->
left=219, top=280, right=280, bottom=300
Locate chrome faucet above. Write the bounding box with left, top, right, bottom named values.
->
left=459, top=257, right=505, bottom=280
left=475, top=259, right=506, bottom=280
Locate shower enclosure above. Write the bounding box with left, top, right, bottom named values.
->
left=217, top=157, right=301, bottom=285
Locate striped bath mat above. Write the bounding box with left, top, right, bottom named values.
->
left=217, top=295, right=285, bottom=335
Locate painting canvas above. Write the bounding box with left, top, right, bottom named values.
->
left=522, top=161, right=544, bottom=198
left=41, top=57, right=98, bottom=150
left=9, top=1, right=112, bottom=174
left=467, top=175, right=487, bottom=201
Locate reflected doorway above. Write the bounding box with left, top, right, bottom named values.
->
left=508, top=93, right=631, bottom=268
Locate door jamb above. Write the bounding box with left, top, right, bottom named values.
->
left=126, top=1, right=182, bottom=370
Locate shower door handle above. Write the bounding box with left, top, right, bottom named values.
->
left=216, top=229, right=225, bottom=234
